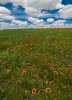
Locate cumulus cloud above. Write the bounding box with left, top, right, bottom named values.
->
left=0, top=0, right=72, bottom=29
left=0, top=22, right=15, bottom=30
left=0, top=6, right=11, bottom=14
left=0, top=14, right=15, bottom=21
left=12, top=20, right=28, bottom=26
left=44, top=20, right=66, bottom=28
left=25, top=0, right=62, bottom=10
left=0, top=6, right=28, bottom=29
left=0, top=0, right=25, bottom=6
left=47, top=18, right=54, bottom=23
left=57, top=4, right=72, bottom=19
left=52, top=20, right=65, bottom=27
left=0, top=0, right=62, bottom=17
left=25, top=7, right=43, bottom=17
left=28, top=19, right=71, bottom=28
left=0, top=0, right=62, bottom=9
left=0, top=20, right=28, bottom=30
left=24, top=0, right=62, bottom=17
left=28, top=17, right=44, bottom=26
left=0, top=6, right=15, bottom=21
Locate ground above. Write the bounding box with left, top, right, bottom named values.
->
left=0, top=28, right=72, bottom=100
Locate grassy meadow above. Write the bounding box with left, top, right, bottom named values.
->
left=0, top=28, right=72, bottom=100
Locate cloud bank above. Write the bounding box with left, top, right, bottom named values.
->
left=0, top=0, right=72, bottom=29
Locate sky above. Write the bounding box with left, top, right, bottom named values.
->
left=0, top=0, right=72, bottom=29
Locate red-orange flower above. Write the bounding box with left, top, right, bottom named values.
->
left=11, top=76, right=14, bottom=80
left=54, top=71, right=58, bottom=75
left=22, top=69, right=26, bottom=75
left=34, top=74, right=39, bottom=78
left=16, top=80, right=21, bottom=84
left=60, top=72, right=64, bottom=76
left=27, top=63, right=31, bottom=66
left=46, top=80, right=51, bottom=84
left=22, top=62, right=25, bottom=67
left=50, top=67, right=54, bottom=70
left=32, top=67, right=36, bottom=71
left=46, top=88, right=51, bottom=93
left=6, top=68, right=11, bottom=74
left=32, top=88, right=36, bottom=94
left=66, top=68, right=70, bottom=71
left=44, top=70, right=47, bottom=73
left=58, top=68, right=63, bottom=71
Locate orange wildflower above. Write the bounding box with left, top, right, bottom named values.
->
left=58, top=68, right=63, bottom=71
left=34, top=74, right=39, bottom=78
left=60, top=72, right=64, bottom=76
left=46, top=88, right=51, bottom=93
left=22, top=69, right=26, bottom=75
left=16, top=80, right=21, bottom=84
left=6, top=68, right=11, bottom=74
left=32, top=67, right=36, bottom=71
left=32, top=88, right=36, bottom=94
left=11, top=76, right=14, bottom=80
left=27, top=63, right=31, bottom=66
left=44, top=70, right=47, bottom=73
left=50, top=67, right=54, bottom=70
left=54, top=71, right=58, bottom=75
left=66, top=68, right=70, bottom=71
left=22, top=62, right=25, bottom=67
left=46, top=80, right=51, bottom=84
left=69, top=64, right=72, bottom=67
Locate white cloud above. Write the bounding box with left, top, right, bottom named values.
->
left=25, top=7, right=43, bottom=17
left=0, top=6, right=15, bottom=21
left=12, top=20, right=28, bottom=26
left=0, top=6, right=11, bottom=14
left=56, top=4, right=64, bottom=9
left=28, top=17, right=38, bottom=22
left=0, top=0, right=62, bottom=17
left=52, top=20, right=65, bottom=27
left=0, top=0, right=25, bottom=6
left=0, top=22, right=15, bottom=30
left=0, top=20, right=28, bottom=30
left=0, top=0, right=62, bottom=9
left=47, top=18, right=54, bottom=23
left=28, top=17, right=44, bottom=26
left=57, top=5, right=72, bottom=19
left=25, top=7, right=51, bottom=17
left=0, top=0, right=10, bottom=4
left=25, top=0, right=62, bottom=10
left=28, top=19, right=71, bottom=28
left=0, top=14, right=15, bottom=21
left=24, top=0, right=62, bottom=17
left=44, top=20, right=66, bottom=28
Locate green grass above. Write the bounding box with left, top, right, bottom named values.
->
left=0, top=28, right=72, bottom=100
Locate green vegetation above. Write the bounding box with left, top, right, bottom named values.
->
left=0, top=28, right=72, bottom=100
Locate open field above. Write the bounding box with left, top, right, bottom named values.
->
left=0, top=28, right=72, bottom=100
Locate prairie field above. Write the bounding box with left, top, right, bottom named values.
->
left=0, top=28, right=72, bottom=100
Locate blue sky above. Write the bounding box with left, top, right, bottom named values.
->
left=0, top=0, right=72, bottom=29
